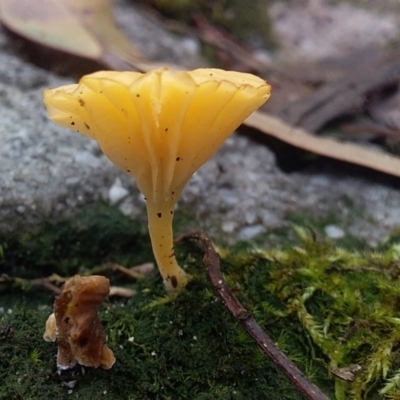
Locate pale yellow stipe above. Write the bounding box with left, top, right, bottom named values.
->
left=146, top=200, right=189, bottom=291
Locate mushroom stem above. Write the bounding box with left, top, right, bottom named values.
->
left=146, top=200, right=190, bottom=291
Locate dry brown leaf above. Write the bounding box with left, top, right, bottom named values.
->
left=0, top=0, right=143, bottom=70
left=331, top=364, right=362, bottom=382
left=245, top=111, right=400, bottom=178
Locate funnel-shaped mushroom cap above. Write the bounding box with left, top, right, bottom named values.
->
left=44, top=68, right=270, bottom=203
left=44, top=68, right=271, bottom=291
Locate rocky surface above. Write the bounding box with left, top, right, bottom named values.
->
left=270, top=0, right=399, bottom=62
left=1, top=0, right=400, bottom=247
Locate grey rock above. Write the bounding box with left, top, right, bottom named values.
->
left=114, top=0, right=203, bottom=68
left=324, top=225, right=345, bottom=240
left=221, top=221, right=238, bottom=234
left=239, top=225, right=266, bottom=241
left=270, top=0, right=399, bottom=62
left=108, top=178, right=129, bottom=205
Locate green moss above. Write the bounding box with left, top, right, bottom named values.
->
left=284, top=208, right=368, bottom=250
left=3, top=204, right=400, bottom=399
left=149, top=0, right=275, bottom=48
left=0, top=203, right=152, bottom=279
left=228, top=227, right=400, bottom=400
left=0, top=204, right=305, bottom=399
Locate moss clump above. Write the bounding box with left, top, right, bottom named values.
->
left=0, top=204, right=305, bottom=399
left=223, top=226, right=400, bottom=399
left=2, top=204, right=400, bottom=399
left=0, top=203, right=151, bottom=279
left=0, top=286, right=304, bottom=399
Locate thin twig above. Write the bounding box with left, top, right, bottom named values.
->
left=85, top=262, right=146, bottom=280
left=0, top=274, right=61, bottom=294
left=181, top=230, right=329, bottom=400
left=0, top=263, right=144, bottom=295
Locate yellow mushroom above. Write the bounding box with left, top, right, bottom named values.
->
left=43, top=68, right=271, bottom=291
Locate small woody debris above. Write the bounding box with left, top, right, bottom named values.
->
left=331, top=364, right=362, bottom=382
left=130, top=262, right=155, bottom=277
left=43, top=275, right=115, bottom=371
left=109, top=286, right=136, bottom=298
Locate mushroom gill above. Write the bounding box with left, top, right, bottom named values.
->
left=43, top=68, right=271, bottom=291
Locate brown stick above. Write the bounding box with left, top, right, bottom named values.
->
left=182, top=230, right=329, bottom=400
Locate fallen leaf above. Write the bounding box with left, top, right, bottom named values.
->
left=0, top=0, right=143, bottom=70
left=245, top=110, right=400, bottom=178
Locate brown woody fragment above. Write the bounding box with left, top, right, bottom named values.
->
left=43, top=275, right=115, bottom=370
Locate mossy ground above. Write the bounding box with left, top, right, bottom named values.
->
left=1, top=203, right=400, bottom=399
